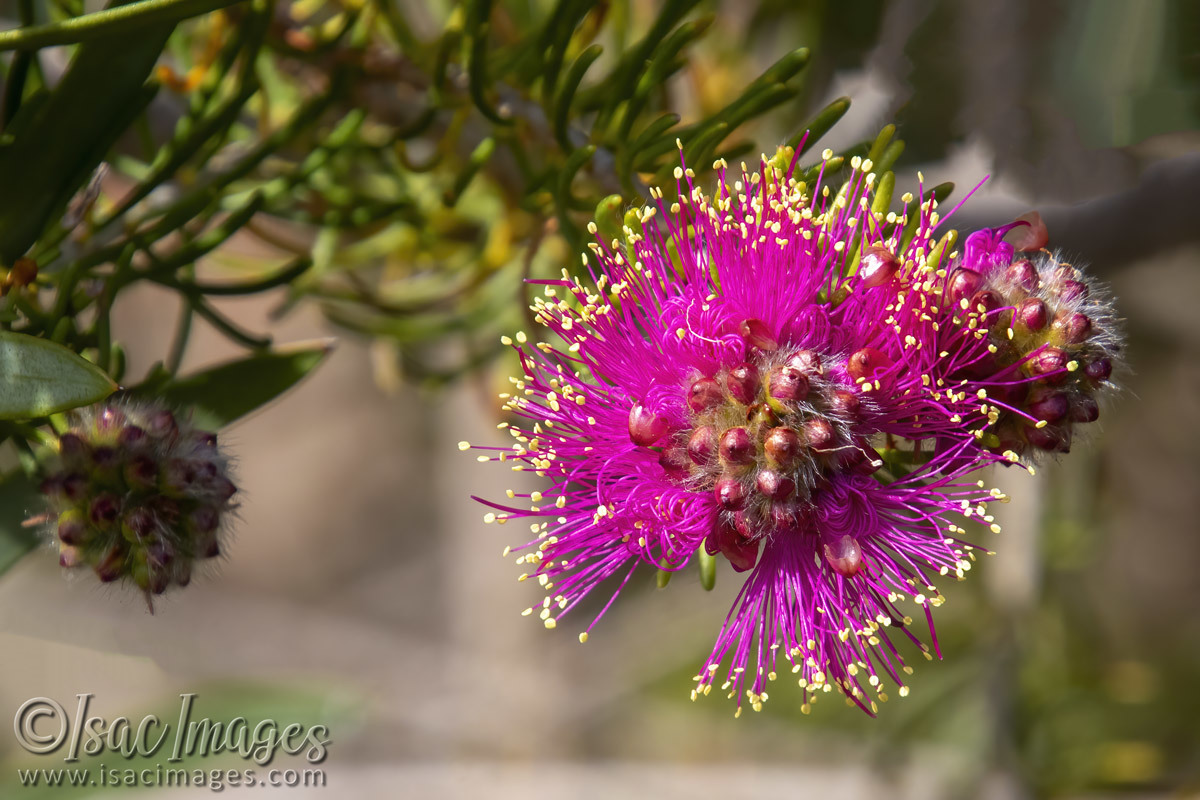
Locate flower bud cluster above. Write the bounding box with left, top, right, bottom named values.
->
left=942, top=243, right=1121, bottom=458
left=39, top=401, right=237, bottom=607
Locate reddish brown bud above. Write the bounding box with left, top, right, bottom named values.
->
left=57, top=511, right=88, bottom=545
left=687, top=378, right=724, bottom=414
left=687, top=426, right=718, bottom=465
left=124, top=454, right=158, bottom=489
left=1027, top=388, right=1069, bottom=423
left=1005, top=259, right=1039, bottom=292
left=1028, top=346, right=1069, bottom=384
left=803, top=417, right=836, bottom=450
left=828, top=389, right=861, bottom=421
left=94, top=545, right=127, bottom=583
left=971, top=289, right=1002, bottom=316
left=122, top=507, right=158, bottom=542
left=1014, top=298, right=1049, bottom=332
left=739, top=318, right=778, bottom=352
left=719, top=427, right=755, bottom=465
left=1084, top=357, right=1112, bottom=383
left=726, top=363, right=759, bottom=404
left=847, top=348, right=890, bottom=382
left=1052, top=312, right=1092, bottom=345
left=948, top=269, right=983, bottom=305
left=756, top=468, right=795, bottom=500
left=146, top=410, right=178, bottom=439
left=89, top=493, right=120, bottom=526
left=858, top=245, right=900, bottom=288
left=768, top=365, right=809, bottom=403
left=763, top=427, right=802, bottom=467
left=823, top=534, right=863, bottom=577
left=710, top=521, right=759, bottom=572
left=714, top=475, right=747, bottom=510
left=162, top=459, right=194, bottom=494
left=1025, top=423, right=1071, bottom=452
left=188, top=505, right=221, bottom=536
left=1070, top=396, right=1100, bottom=423
left=117, top=425, right=147, bottom=449
left=628, top=402, right=669, bottom=446
left=1059, top=279, right=1088, bottom=304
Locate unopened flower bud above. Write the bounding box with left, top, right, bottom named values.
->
left=124, top=454, right=158, bottom=489
left=1027, top=388, right=1069, bottom=423
left=858, top=245, right=900, bottom=288
left=803, top=417, right=836, bottom=450
left=1013, top=298, right=1048, bottom=332
left=687, top=377, right=724, bottom=414
left=726, top=363, right=759, bottom=404
left=628, top=402, right=669, bottom=446
left=823, top=534, right=863, bottom=577
left=768, top=365, right=809, bottom=404
left=714, top=475, right=747, bottom=510
left=1025, top=422, right=1071, bottom=452
left=847, top=348, right=890, bottom=382
left=1059, top=279, right=1088, bottom=304
left=89, top=493, right=120, bottom=527
left=1070, top=396, right=1100, bottom=423
left=1027, top=346, right=1069, bottom=384
left=708, top=520, right=759, bottom=572
left=658, top=446, right=691, bottom=480
left=971, top=289, right=1002, bottom=316
left=146, top=410, right=178, bottom=439
left=763, top=427, right=802, bottom=467
left=57, top=510, right=88, bottom=545
left=1052, top=312, right=1091, bottom=345
left=948, top=269, right=983, bottom=305
left=827, top=389, right=861, bottom=421
left=687, top=426, right=718, bottom=465
left=719, top=427, right=755, bottom=465
left=94, top=544, right=127, bottom=583
left=756, top=468, right=795, bottom=500
left=739, top=318, right=778, bottom=352
left=1084, top=357, right=1112, bottom=383
left=117, top=425, right=147, bottom=449
left=1005, top=259, right=1039, bottom=292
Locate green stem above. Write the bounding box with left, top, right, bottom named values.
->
left=0, top=0, right=248, bottom=52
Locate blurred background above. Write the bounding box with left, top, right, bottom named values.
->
left=0, top=0, right=1198, bottom=797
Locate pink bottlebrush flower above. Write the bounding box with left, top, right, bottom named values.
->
left=469, top=150, right=1027, bottom=715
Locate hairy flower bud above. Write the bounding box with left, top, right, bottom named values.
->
left=38, top=400, right=238, bottom=609
left=687, top=377, right=724, bottom=414
left=726, top=363, right=759, bottom=405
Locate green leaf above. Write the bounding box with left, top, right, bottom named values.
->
left=151, top=339, right=335, bottom=429
left=0, top=332, right=117, bottom=419
left=0, top=471, right=42, bottom=578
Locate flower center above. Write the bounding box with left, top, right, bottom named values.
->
left=655, top=343, right=872, bottom=542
